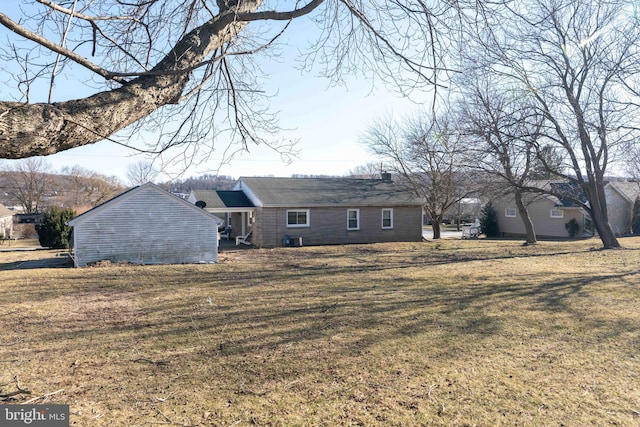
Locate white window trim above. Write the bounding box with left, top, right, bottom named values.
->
left=382, top=208, right=394, bottom=229
left=347, top=209, right=360, bottom=231
left=505, top=208, right=517, bottom=218
left=286, top=209, right=310, bottom=228
left=550, top=208, right=564, bottom=218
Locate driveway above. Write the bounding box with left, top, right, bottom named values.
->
left=422, top=228, right=464, bottom=239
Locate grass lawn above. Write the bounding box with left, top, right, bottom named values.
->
left=1, top=238, right=639, bottom=426
left=0, top=237, right=41, bottom=249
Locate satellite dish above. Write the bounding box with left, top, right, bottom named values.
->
left=195, top=200, right=207, bottom=208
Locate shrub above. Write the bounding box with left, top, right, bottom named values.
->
left=633, top=197, right=640, bottom=235
left=480, top=202, right=500, bottom=238
left=36, top=207, right=75, bottom=249
left=565, top=218, right=580, bottom=238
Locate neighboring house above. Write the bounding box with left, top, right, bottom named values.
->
left=189, top=176, right=424, bottom=247
left=0, top=203, right=13, bottom=240
left=494, top=180, right=640, bottom=239
left=238, top=176, right=423, bottom=247
left=605, top=181, right=640, bottom=236
left=67, top=183, right=223, bottom=267
left=187, top=190, right=255, bottom=240
left=14, top=213, right=43, bottom=224
left=492, top=183, right=590, bottom=239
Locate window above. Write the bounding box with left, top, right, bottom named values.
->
left=550, top=209, right=564, bottom=218
left=505, top=208, right=517, bottom=218
left=347, top=209, right=360, bottom=230
left=382, top=209, right=393, bottom=229
left=286, top=210, right=309, bottom=227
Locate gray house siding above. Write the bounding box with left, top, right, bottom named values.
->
left=251, top=206, right=268, bottom=247
left=605, top=185, right=632, bottom=236
left=493, top=196, right=584, bottom=238
left=255, top=205, right=422, bottom=247
left=234, top=176, right=424, bottom=247
left=69, top=184, right=220, bottom=267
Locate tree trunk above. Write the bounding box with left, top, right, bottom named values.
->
left=0, top=2, right=262, bottom=158
left=585, top=182, right=620, bottom=249
left=430, top=213, right=442, bottom=239
left=591, top=196, right=620, bottom=249
left=591, top=207, right=619, bottom=248
left=514, top=190, right=537, bottom=245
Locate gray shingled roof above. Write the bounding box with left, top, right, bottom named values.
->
left=190, top=190, right=228, bottom=209
left=239, top=177, right=422, bottom=207
left=609, top=181, right=640, bottom=203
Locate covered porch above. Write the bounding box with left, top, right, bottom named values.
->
left=188, top=189, right=256, bottom=246
left=218, top=237, right=255, bottom=251
left=215, top=208, right=255, bottom=245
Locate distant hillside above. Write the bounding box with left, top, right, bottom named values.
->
left=0, top=170, right=125, bottom=212
left=159, top=174, right=237, bottom=194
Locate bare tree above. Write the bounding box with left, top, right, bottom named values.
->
left=363, top=114, right=471, bottom=239
left=160, top=174, right=236, bottom=192
left=530, top=144, right=565, bottom=180
left=1, top=158, right=53, bottom=214
left=465, top=0, right=640, bottom=249
left=0, top=1, right=461, bottom=168
left=457, top=76, right=545, bottom=245
left=346, top=162, right=385, bottom=179
left=127, top=160, right=159, bottom=186
left=60, top=165, right=124, bottom=208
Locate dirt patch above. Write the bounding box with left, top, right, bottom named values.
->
left=85, top=259, right=136, bottom=268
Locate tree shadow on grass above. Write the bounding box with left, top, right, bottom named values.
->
left=5, top=240, right=640, bottom=368
left=15, top=262, right=637, bottom=362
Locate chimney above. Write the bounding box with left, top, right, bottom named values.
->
left=381, top=171, right=392, bottom=181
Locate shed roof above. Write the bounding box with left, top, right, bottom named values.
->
left=68, top=183, right=223, bottom=226
left=238, top=176, right=422, bottom=208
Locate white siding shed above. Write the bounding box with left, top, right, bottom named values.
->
left=67, top=183, right=222, bottom=267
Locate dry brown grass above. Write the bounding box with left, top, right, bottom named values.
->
left=1, top=238, right=639, bottom=426
left=0, top=237, right=42, bottom=250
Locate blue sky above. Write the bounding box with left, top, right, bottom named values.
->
left=0, top=2, right=428, bottom=183
left=43, top=72, right=421, bottom=181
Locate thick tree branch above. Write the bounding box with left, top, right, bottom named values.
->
left=237, top=0, right=325, bottom=21
left=0, top=1, right=265, bottom=158
left=0, top=0, right=462, bottom=162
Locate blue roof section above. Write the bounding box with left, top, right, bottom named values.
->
left=190, top=190, right=254, bottom=209
left=216, top=191, right=254, bottom=208
left=549, top=182, right=587, bottom=207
